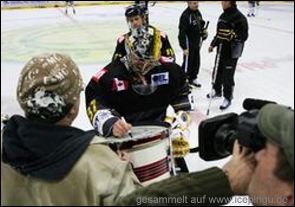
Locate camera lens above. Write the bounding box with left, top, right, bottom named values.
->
left=214, top=124, right=238, bottom=157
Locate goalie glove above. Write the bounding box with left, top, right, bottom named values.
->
left=171, top=131, right=190, bottom=158
left=175, top=111, right=191, bottom=130
left=165, top=110, right=191, bottom=158
left=165, top=109, right=191, bottom=130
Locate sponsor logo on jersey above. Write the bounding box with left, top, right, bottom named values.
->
left=151, top=72, right=169, bottom=86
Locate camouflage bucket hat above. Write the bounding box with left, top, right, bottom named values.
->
left=17, top=53, right=83, bottom=123
left=258, top=104, right=294, bottom=172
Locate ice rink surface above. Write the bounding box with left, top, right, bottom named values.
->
left=1, top=2, right=294, bottom=206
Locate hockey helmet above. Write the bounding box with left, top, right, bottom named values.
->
left=125, top=5, right=144, bottom=19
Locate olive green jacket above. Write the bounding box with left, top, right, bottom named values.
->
left=117, top=167, right=234, bottom=206
left=1, top=136, right=142, bottom=206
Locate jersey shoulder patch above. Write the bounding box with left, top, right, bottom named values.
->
left=117, top=35, right=126, bottom=43
left=160, top=31, right=168, bottom=38
left=160, top=56, right=175, bottom=64
left=92, top=69, right=107, bottom=83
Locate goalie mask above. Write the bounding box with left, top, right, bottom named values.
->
left=125, top=25, right=161, bottom=76
left=124, top=25, right=162, bottom=96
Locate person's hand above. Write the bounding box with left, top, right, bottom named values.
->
left=112, top=119, right=132, bottom=138
left=222, top=141, right=256, bottom=195
left=117, top=150, right=133, bottom=162
left=183, top=49, right=189, bottom=56
left=201, top=29, right=208, bottom=41
left=208, top=46, right=214, bottom=53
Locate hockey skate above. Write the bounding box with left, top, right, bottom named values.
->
left=220, top=98, right=231, bottom=110
left=206, top=90, right=222, bottom=99
left=191, top=79, right=202, bottom=88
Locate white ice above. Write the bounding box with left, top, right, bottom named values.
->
left=1, top=2, right=294, bottom=206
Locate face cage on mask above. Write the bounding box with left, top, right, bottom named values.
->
left=127, top=49, right=160, bottom=76
left=124, top=49, right=161, bottom=96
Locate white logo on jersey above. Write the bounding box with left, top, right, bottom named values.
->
left=151, top=72, right=169, bottom=86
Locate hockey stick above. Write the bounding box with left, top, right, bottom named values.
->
left=144, top=1, right=157, bottom=24
left=184, top=37, right=189, bottom=75
left=184, top=55, right=189, bottom=76
left=206, top=43, right=223, bottom=116
left=151, top=1, right=157, bottom=7
left=168, top=134, right=177, bottom=176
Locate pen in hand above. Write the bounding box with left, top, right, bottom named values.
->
left=121, top=117, right=133, bottom=138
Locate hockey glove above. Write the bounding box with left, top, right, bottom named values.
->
left=165, top=109, right=191, bottom=158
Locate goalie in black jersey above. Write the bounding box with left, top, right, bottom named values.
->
left=86, top=25, right=194, bottom=138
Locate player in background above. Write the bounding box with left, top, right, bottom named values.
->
left=65, top=1, right=76, bottom=15
left=112, top=4, right=175, bottom=63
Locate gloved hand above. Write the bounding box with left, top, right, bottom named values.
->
left=165, top=109, right=191, bottom=158
left=165, top=109, right=191, bottom=130
left=201, top=29, right=208, bottom=41
left=217, top=28, right=236, bottom=42
left=171, top=131, right=190, bottom=158
left=1, top=114, right=9, bottom=126
left=175, top=111, right=191, bottom=130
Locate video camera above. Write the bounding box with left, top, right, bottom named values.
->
left=199, top=98, right=276, bottom=161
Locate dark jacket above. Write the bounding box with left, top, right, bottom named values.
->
left=178, top=8, right=205, bottom=50
left=211, top=6, right=248, bottom=59
left=2, top=115, right=95, bottom=180
left=117, top=167, right=234, bottom=206
left=1, top=115, right=141, bottom=206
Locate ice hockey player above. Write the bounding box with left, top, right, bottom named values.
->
left=208, top=1, right=248, bottom=110
left=65, top=1, right=76, bottom=15
left=112, top=4, right=175, bottom=62
left=248, top=1, right=256, bottom=17
left=86, top=25, right=194, bottom=172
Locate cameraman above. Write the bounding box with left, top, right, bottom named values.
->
left=117, top=104, right=294, bottom=206
left=246, top=104, right=293, bottom=206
